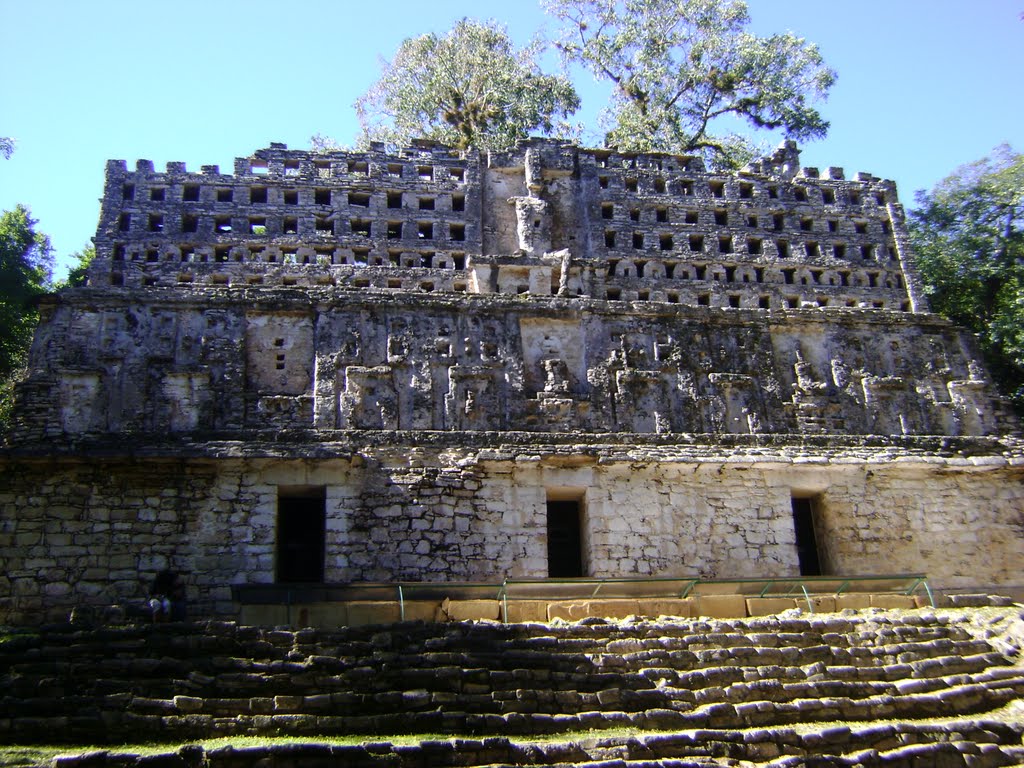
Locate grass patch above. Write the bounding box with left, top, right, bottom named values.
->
left=4, top=707, right=1024, bottom=768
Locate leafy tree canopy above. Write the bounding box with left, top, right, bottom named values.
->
left=0, top=205, right=51, bottom=427
left=545, top=0, right=835, bottom=167
left=908, top=145, right=1024, bottom=410
left=0, top=137, right=13, bottom=160
left=354, top=19, right=580, bottom=151
left=61, top=243, right=96, bottom=289
left=1, top=205, right=52, bottom=378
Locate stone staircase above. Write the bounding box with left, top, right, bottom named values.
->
left=2, top=608, right=1023, bottom=766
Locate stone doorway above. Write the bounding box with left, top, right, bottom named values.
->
left=791, top=495, right=823, bottom=576
left=547, top=498, right=584, bottom=577
left=276, top=487, right=326, bottom=582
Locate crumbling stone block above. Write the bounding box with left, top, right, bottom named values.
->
left=835, top=594, right=873, bottom=611
left=503, top=600, right=550, bottom=623
left=439, top=599, right=500, bottom=622
left=345, top=601, right=402, bottom=626
left=746, top=597, right=799, bottom=616
left=696, top=595, right=749, bottom=618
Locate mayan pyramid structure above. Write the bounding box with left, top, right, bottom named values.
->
left=1, top=138, right=1021, bottom=622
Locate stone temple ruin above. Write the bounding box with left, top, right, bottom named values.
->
left=1, top=138, right=1022, bottom=624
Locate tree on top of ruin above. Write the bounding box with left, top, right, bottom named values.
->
left=909, top=145, right=1024, bottom=411
left=352, top=19, right=581, bottom=152
left=545, top=0, right=836, bottom=167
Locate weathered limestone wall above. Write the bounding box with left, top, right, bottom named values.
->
left=2, top=138, right=1021, bottom=624
left=8, top=292, right=1010, bottom=444
left=3, top=450, right=1021, bottom=623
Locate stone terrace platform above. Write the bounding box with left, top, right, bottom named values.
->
left=2, top=606, right=1024, bottom=765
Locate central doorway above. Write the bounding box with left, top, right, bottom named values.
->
left=276, top=487, right=326, bottom=583
left=791, top=495, right=823, bottom=576
left=547, top=498, right=584, bottom=577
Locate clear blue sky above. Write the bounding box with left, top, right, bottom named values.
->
left=1, top=0, right=1021, bottom=279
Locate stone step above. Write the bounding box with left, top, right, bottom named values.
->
left=0, top=617, right=977, bottom=660
left=3, top=649, right=1015, bottom=719
left=5, top=670, right=1021, bottom=736
left=3, top=635, right=998, bottom=693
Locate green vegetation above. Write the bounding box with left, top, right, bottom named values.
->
left=4, top=705, right=1023, bottom=768
left=0, top=206, right=52, bottom=428
left=61, top=243, right=95, bottom=289
left=908, top=145, right=1024, bottom=412
left=346, top=1, right=834, bottom=166
left=546, top=0, right=835, bottom=167
left=354, top=19, right=580, bottom=151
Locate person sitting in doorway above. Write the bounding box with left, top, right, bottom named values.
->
left=149, top=569, right=187, bottom=622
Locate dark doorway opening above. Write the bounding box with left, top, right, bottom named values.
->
left=792, top=496, right=822, bottom=576
left=277, top=487, right=326, bottom=583
left=547, top=499, right=583, bottom=577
